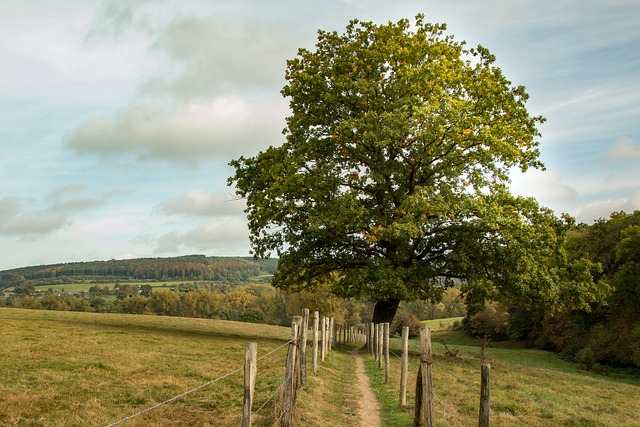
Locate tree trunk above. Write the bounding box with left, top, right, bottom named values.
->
left=372, top=298, right=400, bottom=324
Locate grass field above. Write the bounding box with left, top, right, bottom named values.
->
left=3, top=308, right=639, bottom=426
left=0, top=308, right=361, bottom=426
left=423, top=316, right=464, bottom=331
left=365, top=327, right=640, bottom=426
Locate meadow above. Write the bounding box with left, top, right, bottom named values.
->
left=365, top=327, right=640, bottom=426
left=0, top=308, right=361, bottom=426
left=2, top=308, right=639, bottom=426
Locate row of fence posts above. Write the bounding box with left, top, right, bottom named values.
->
left=242, top=309, right=346, bottom=427
left=367, top=323, right=491, bottom=427
left=243, top=318, right=491, bottom=426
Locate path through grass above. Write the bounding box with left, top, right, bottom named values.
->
left=363, top=328, right=640, bottom=426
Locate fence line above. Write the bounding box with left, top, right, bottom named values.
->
left=103, top=310, right=344, bottom=426
left=105, top=322, right=307, bottom=427
left=433, top=392, right=465, bottom=427
left=254, top=380, right=286, bottom=414
left=364, top=323, right=536, bottom=427
left=105, top=366, right=243, bottom=427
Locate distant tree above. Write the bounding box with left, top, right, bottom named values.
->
left=140, top=284, right=153, bottom=297
left=230, top=15, right=605, bottom=323
left=147, top=290, right=181, bottom=316
left=10, top=296, right=42, bottom=310
left=118, top=295, right=148, bottom=315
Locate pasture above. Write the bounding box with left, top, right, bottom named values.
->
left=366, top=328, right=640, bottom=426
left=0, top=308, right=355, bottom=426
left=2, top=308, right=639, bottom=426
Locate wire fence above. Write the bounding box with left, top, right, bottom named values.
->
left=364, top=324, right=536, bottom=427
left=104, top=338, right=293, bottom=426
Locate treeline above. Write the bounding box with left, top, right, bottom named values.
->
left=0, top=282, right=371, bottom=327
left=467, top=211, right=640, bottom=370
left=1, top=279, right=464, bottom=332
left=0, top=255, right=278, bottom=289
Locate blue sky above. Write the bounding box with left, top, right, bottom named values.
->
left=1, top=0, right=639, bottom=271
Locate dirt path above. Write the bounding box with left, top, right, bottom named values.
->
left=350, top=349, right=382, bottom=427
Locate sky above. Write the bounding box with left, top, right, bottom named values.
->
left=1, top=0, right=639, bottom=271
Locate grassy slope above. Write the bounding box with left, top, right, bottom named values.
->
left=364, top=328, right=640, bottom=427
left=3, top=308, right=639, bottom=426
left=0, top=308, right=287, bottom=426
left=0, top=308, right=360, bottom=427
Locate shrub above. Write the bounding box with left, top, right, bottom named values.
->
left=391, top=312, right=423, bottom=338
left=469, top=303, right=510, bottom=339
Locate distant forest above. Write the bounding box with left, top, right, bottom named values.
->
left=0, top=255, right=278, bottom=289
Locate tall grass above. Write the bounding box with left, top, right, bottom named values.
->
left=0, top=308, right=293, bottom=426
left=364, top=328, right=640, bottom=426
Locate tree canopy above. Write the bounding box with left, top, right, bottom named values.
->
left=229, top=16, right=604, bottom=322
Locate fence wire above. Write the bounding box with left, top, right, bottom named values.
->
left=371, top=332, right=534, bottom=426
left=105, top=366, right=243, bottom=427
left=105, top=339, right=292, bottom=427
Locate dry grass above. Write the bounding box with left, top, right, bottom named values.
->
left=0, top=308, right=292, bottom=426
left=293, top=346, right=361, bottom=426
left=365, top=329, right=640, bottom=427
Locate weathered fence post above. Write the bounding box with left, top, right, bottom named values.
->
left=384, top=322, right=390, bottom=384
left=414, top=326, right=434, bottom=427
left=374, top=323, right=379, bottom=361
left=300, top=309, right=309, bottom=387
left=321, top=316, right=326, bottom=362
left=329, top=317, right=335, bottom=351
left=479, top=364, right=491, bottom=427
left=241, top=342, right=257, bottom=427
left=312, top=311, right=319, bottom=374
left=370, top=322, right=375, bottom=356
left=294, top=316, right=303, bottom=388
left=400, top=326, right=409, bottom=406
left=280, top=317, right=301, bottom=427
left=378, top=323, right=384, bottom=369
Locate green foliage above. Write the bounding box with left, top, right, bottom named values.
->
left=390, top=311, right=423, bottom=337
left=230, top=15, right=601, bottom=320
left=468, top=302, right=510, bottom=339
left=516, top=211, right=640, bottom=369
left=0, top=255, right=277, bottom=288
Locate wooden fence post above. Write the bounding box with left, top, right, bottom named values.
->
left=312, top=311, right=319, bottom=374
left=329, top=317, right=335, bottom=351
left=378, top=323, right=384, bottom=369
left=241, top=342, right=257, bottom=427
left=370, top=322, right=375, bottom=356
left=294, top=316, right=303, bottom=388
left=414, top=326, right=434, bottom=427
left=280, top=317, right=300, bottom=427
left=321, top=316, right=326, bottom=362
left=300, top=309, right=309, bottom=387
left=384, top=322, right=390, bottom=384
left=400, top=326, right=409, bottom=407
left=479, top=364, right=491, bottom=427
left=374, top=324, right=379, bottom=361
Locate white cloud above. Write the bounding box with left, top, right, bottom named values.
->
left=509, top=169, right=578, bottom=205
left=143, top=14, right=301, bottom=98
left=159, top=188, right=245, bottom=217
left=65, top=96, right=288, bottom=165
left=606, top=137, right=640, bottom=161
left=0, top=197, right=68, bottom=237
left=152, top=217, right=250, bottom=255
left=572, top=192, right=640, bottom=223
left=45, top=184, right=103, bottom=212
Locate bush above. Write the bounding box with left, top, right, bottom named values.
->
left=469, top=303, right=510, bottom=339
left=241, top=308, right=265, bottom=324
left=391, top=312, right=423, bottom=338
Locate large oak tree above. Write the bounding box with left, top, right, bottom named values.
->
left=229, top=16, right=604, bottom=323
